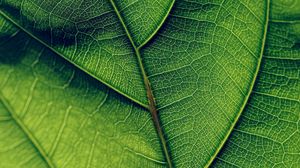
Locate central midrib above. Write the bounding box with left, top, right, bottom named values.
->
left=109, top=0, right=173, bottom=167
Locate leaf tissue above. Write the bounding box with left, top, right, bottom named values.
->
left=0, top=0, right=299, bottom=167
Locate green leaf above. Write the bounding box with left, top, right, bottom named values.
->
left=213, top=1, right=300, bottom=167
left=0, top=0, right=174, bottom=106
left=0, top=21, right=164, bottom=167
left=0, top=0, right=299, bottom=167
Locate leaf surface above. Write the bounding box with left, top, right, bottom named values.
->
left=0, top=0, right=299, bottom=167
left=111, top=0, right=175, bottom=47
left=0, top=20, right=164, bottom=167
left=214, top=1, right=300, bottom=167
left=141, top=1, right=268, bottom=166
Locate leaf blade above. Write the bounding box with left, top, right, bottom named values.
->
left=213, top=1, right=300, bottom=167
left=140, top=0, right=268, bottom=166
left=0, top=0, right=152, bottom=105
left=1, top=0, right=299, bottom=167
left=0, top=21, right=165, bottom=167
left=111, top=0, right=175, bottom=47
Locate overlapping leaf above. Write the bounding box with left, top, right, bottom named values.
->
left=0, top=0, right=299, bottom=167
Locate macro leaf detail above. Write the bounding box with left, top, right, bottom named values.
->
left=0, top=0, right=299, bottom=167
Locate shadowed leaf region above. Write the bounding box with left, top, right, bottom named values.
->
left=0, top=0, right=299, bottom=167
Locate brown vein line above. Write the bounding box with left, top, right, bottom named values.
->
left=0, top=92, right=55, bottom=168
left=109, top=0, right=173, bottom=167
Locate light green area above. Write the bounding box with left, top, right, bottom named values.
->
left=271, top=0, right=300, bottom=20
left=0, top=106, right=49, bottom=168
left=0, top=20, right=164, bottom=167
left=213, top=1, right=300, bottom=167
left=0, top=0, right=299, bottom=167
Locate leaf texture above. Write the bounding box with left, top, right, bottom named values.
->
left=0, top=0, right=299, bottom=167
left=1, top=0, right=158, bottom=106
left=111, top=0, right=175, bottom=47
left=213, top=1, right=300, bottom=167
left=141, top=1, right=268, bottom=166
left=0, top=21, right=164, bottom=167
